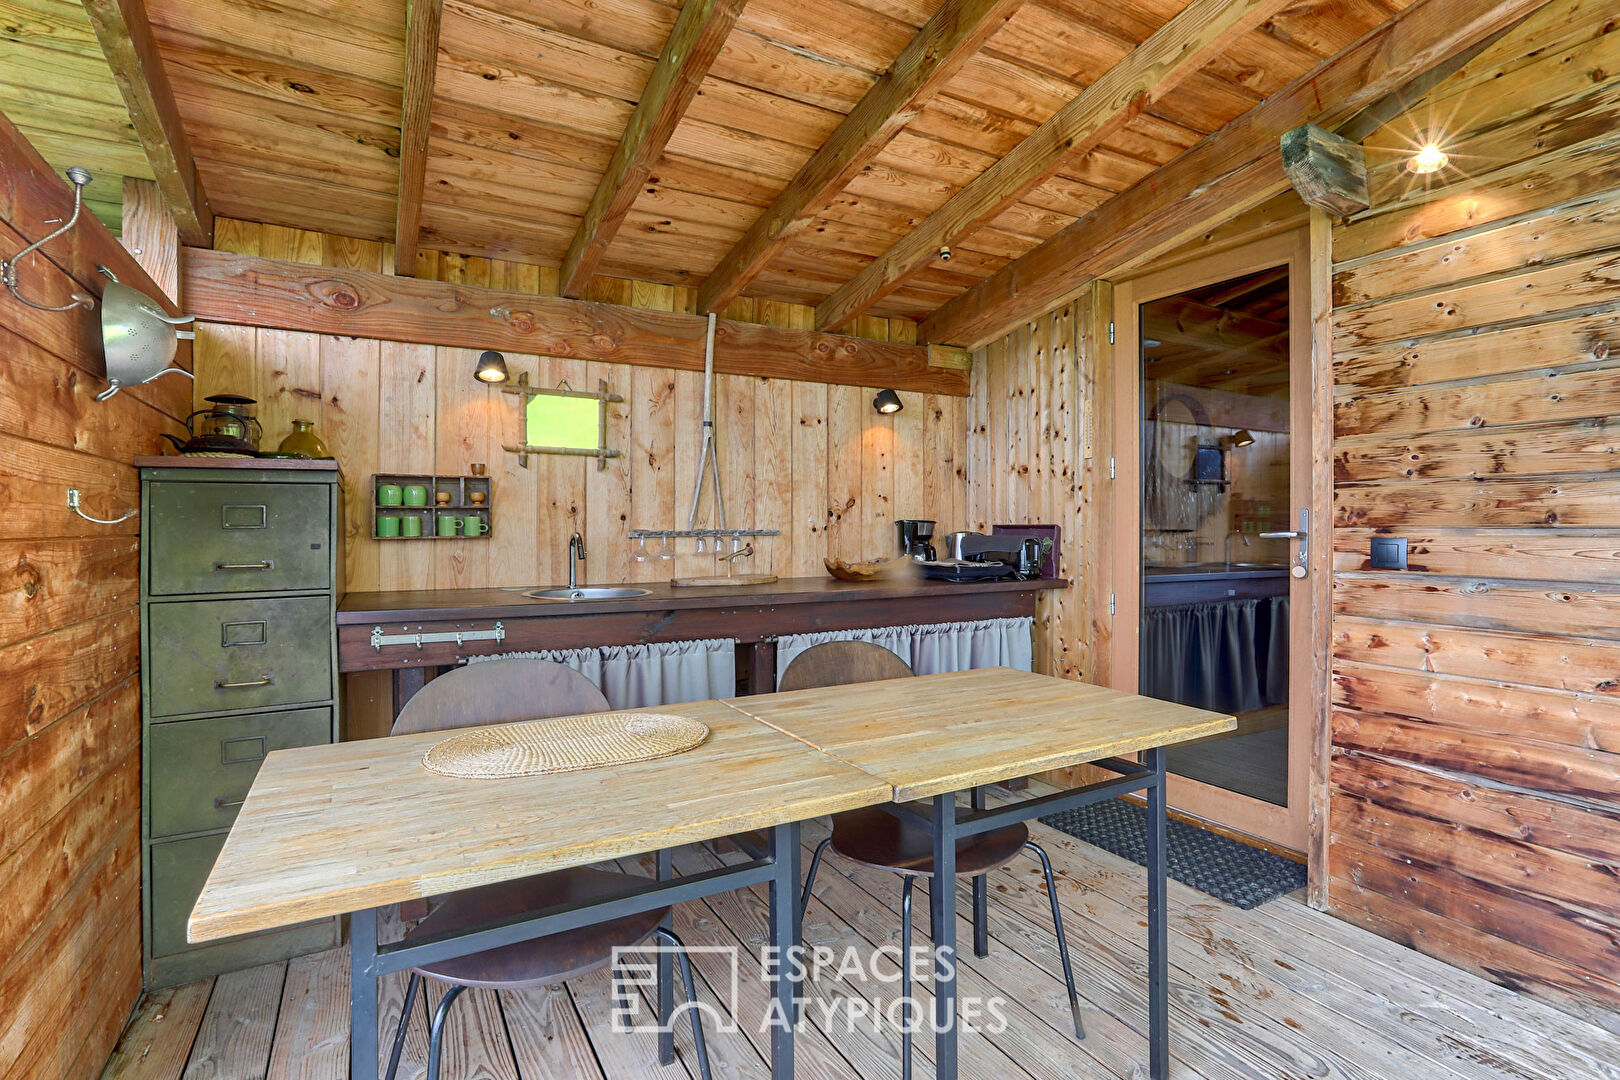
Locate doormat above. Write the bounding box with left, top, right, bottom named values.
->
left=1039, top=799, right=1305, bottom=910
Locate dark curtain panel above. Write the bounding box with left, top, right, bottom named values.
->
left=1142, top=596, right=1288, bottom=713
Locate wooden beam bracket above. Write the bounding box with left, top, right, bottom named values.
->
left=1281, top=124, right=1370, bottom=217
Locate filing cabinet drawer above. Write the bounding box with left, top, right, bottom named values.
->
left=149, top=833, right=329, bottom=958
left=148, top=596, right=334, bottom=717
left=149, top=832, right=232, bottom=957
left=148, top=708, right=331, bottom=838
left=147, top=481, right=332, bottom=596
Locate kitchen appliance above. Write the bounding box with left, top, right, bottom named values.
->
left=942, top=530, right=1018, bottom=562
left=158, top=394, right=264, bottom=456
left=97, top=271, right=197, bottom=402
left=896, top=519, right=936, bottom=561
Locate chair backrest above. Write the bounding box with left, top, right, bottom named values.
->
left=391, top=658, right=610, bottom=736
left=777, top=640, right=914, bottom=693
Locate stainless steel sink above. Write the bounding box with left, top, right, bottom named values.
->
left=524, top=587, right=652, bottom=600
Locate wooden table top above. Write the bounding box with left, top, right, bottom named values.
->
left=188, top=699, right=890, bottom=943
left=724, top=667, right=1235, bottom=801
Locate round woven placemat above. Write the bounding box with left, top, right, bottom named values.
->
left=421, top=711, right=710, bottom=779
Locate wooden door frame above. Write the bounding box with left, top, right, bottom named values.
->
left=1104, top=226, right=1331, bottom=861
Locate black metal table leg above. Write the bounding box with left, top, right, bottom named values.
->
left=350, top=907, right=380, bottom=1080
left=970, top=785, right=989, bottom=958
left=1145, top=747, right=1169, bottom=1080
left=656, top=847, right=675, bottom=1066
left=770, top=821, right=801, bottom=1080
left=931, top=793, right=959, bottom=1080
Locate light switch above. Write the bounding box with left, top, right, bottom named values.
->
left=1369, top=537, right=1407, bottom=570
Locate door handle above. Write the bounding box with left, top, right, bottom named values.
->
left=216, top=675, right=273, bottom=689
left=1263, top=510, right=1310, bottom=577
left=215, top=560, right=274, bottom=571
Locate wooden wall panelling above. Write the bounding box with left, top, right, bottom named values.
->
left=198, top=215, right=967, bottom=605
left=0, top=110, right=178, bottom=1080
left=1326, top=0, right=1620, bottom=1022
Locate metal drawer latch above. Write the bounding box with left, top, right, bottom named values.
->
left=370, top=622, right=506, bottom=651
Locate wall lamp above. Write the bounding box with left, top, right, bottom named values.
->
left=1223, top=429, right=1256, bottom=448
left=873, top=388, right=903, bottom=414
left=474, top=350, right=509, bottom=383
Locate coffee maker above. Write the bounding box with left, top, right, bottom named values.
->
left=896, top=519, right=936, bottom=561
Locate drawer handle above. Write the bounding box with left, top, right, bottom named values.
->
left=215, top=560, right=275, bottom=571
left=214, top=796, right=247, bottom=810
left=216, top=675, right=273, bottom=689
left=220, top=734, right=268, bottom=765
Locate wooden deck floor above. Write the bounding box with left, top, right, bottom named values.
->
left=101, top=814, right=1620, bottom=1080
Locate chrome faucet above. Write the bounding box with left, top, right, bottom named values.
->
left=567, top=531, right=586, bottom=589
left=1224, top=530, right=1251, bottom=570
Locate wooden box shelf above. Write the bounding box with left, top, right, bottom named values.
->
left=372, top=473, right=493, bottom=540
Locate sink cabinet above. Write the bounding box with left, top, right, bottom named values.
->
left=139, top=460, right=342, bottom=988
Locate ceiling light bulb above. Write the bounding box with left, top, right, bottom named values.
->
left=1408, top=143, right=1449, bottom=175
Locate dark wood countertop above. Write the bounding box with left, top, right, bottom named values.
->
left=338, top=575, right=1067, bottom=625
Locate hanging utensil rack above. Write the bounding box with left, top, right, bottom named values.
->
left=627, top=312, right=778, bottom=545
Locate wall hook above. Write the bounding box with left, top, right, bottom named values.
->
left=67, top=488, right=137, bottom=525
left=1, top=167, right=97, bottom=312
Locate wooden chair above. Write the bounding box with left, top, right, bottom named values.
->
left=384, top=658, right=713, bottom=1080
left=783, top=642, right=1084, bottom=1079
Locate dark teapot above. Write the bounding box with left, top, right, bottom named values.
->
left=160, top=394, right=264, bottom=456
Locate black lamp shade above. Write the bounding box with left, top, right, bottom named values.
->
left=873, top=388, right=903, bottom=414
left=474, top=350, right=509, bottom=383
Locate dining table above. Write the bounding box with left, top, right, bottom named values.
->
left=189, top=666, right=1233, bottom=1080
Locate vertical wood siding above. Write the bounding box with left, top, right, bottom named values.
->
left=1327, top=0, right=1620, bottom=1027
left=0, top=117, right=186, bottom=1080
left=194, top=219, right=968, bottom=735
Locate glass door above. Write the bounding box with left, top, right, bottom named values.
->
left=1110, top=230, right=1319, bottom=852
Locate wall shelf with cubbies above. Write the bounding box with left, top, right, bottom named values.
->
left=372, top=474, right=492, bottom=540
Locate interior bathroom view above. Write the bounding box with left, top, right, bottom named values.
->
left=1139, top=265, right=1294, bottom=807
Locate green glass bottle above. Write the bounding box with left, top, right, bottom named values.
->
left=277, top=419, right=331, bottom=459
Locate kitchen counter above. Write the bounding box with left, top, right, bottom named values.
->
left=1143, top=563, right=1289, bottom=583
left=338, top=575, right=1067, bottom=709
left=338, top=574, right=1064, bottom=624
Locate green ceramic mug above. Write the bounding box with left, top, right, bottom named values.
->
left=403, top=485, right=429, bottom=507
left=376, top=514, right=400, bottom=538
left=376, top=484, right=403, bottom=506
left=402, top=516, right=423, bottom=538
left=463, top=515, right=489, bottom=536
left=437, top=514, right=461, bottom=538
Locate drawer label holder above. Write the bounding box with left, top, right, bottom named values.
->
left=370, top=622, right=506, bottom=651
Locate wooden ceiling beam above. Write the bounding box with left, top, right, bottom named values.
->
left=919, top=0, right=1554, bottom=348
left=180, top=248, right=973, bottom=395
left=812, top=0, right=1294, bottom=333
left=82, top=0, right=211, bottom=246
left=560, top=0, right=750, bottom=297
left=1202, top=264, right=1288, bottom=307
left=394, top=0, right=443, bottom=277
left=694, top=0, right=1027, bottom=315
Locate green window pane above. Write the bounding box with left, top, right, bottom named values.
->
left=526, top=393, right=599, bottom=450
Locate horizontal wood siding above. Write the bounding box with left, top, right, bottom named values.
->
left=1327, top=0, right=1620, bottom=1026
left=0, top=112, right=186, bottom=1080
left=198, top=218, right=967, bottom=736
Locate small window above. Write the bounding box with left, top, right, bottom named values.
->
left=525, top=391, right=600, bottom=451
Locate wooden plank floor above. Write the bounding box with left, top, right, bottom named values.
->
left=101, top=814, right=1620, bottom=1080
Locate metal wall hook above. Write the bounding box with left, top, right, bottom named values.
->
left=1, top=167, right=98, bottom=312
left=67, top=488, right=138, bottom=525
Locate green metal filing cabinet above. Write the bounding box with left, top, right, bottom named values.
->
left=139, top=460, right=343, bottom=988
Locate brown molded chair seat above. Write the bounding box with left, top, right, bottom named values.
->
left=828, top=805, right=1030, bottom=877
left=383, top=659, right=712, bottom=1080
left=405, top=867, right=669, bottom=991
left=782, top=641, right=1084, bottom=1080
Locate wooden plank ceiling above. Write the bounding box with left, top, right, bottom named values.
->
left=7, top=0, right=1426, bottom=329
